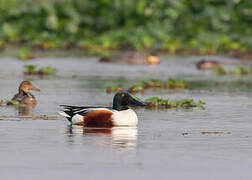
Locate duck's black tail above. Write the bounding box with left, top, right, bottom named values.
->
left=58, top=105, right=74, bottom=123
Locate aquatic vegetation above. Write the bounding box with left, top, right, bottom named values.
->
left=214, top=67, right=229, bottom=76
left=18, top=48, right=35, bottom=60
left=6, top=100, right=20, bottom=106
left=166, top=79, right=188, bottom=89
left=37, top=66, right=57, bottom=76
left=214, top=67, right=252, bottom=76
left=128, top=82, right=145, bottom=93
left=106, top=85, right=123, bottom=93
left=24, top=65, right=57, bottom=76
left=0, top=40, right=4, bottom=50
left=0, top=100, right=3, bottom=105
left=233, top=67, right=250, bottom=76
left=107, top=79, right=188, bottom=94
left=145, top=97, right=205, bottom=109
left=24, top=65, right=37, bottom=75
left=133, top=79, right=188, bottom=92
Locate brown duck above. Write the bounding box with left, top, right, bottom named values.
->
left=196, top=60, right=221, bottom=70
left=99, top=51, right=160, bottom=65
left=12, top=81, right=40, bottom=105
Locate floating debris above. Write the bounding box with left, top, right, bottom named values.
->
left=182, top=132, right=190, bottom=136
left=201, top=131, right=231, bottom=135
left=0, top=115, right=57, bottom=120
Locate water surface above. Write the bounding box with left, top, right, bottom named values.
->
left=0, top=56, right=251, bottom=179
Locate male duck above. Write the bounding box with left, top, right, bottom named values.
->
left=12, top=81, right=40, bottom=105
left=59, top=91, right=146, bottom=127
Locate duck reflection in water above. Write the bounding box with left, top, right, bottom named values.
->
left=65, top=125, right=138, bottom=150
left=17, top=104, right=36, bottom=116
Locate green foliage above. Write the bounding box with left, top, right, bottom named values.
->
left=0, top=39, right=4, bottom=50
left=0, top=0, right=251, bottom=53
left=145, top=97, right=205, bottom=109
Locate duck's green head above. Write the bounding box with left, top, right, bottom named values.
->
left=112, top=91, right=146, bottom=111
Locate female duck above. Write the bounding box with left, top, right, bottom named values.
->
left=59, top=91, right=146, bottom=127
left=12, top=81, right=40, bottom=105
left=196, top=59, right=221, bottom=70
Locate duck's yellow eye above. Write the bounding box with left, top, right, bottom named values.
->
left=121, top=93, right=125, bottom=97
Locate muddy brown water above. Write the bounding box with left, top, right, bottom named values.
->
left=0, top=56, right=252, bottom=180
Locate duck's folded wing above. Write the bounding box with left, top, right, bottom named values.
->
left=59, top=105, right=113, bottom=125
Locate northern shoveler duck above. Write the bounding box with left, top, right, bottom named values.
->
left=59, top=91, right=146, bottom=127
left=196, top=59, right=221, bottom=70
left=12, top=81, right=40, bottom=105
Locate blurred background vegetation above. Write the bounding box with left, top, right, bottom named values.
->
left=0, top=0, right=251, bottom=54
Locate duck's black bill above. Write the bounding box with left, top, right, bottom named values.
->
left=129, top=98, right=146, bottom=107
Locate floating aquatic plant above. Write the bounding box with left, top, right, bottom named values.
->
left=24, top=65, right=37, bottom=75
left=128, top=82, right=145, bottom=93
left=6, top=100, right=20, bottom=106
left=37, top=66, right=57, bottom=75
left=145, top=97, right=205, bottom=109
left=18, top=48, right=35, bottom=60
left=106, top=79, right=188, bottom=94
left=233, top=66, right=250, bottom=76
left=24, top=65, right=57, bottom=76
left=214, top=66, right=252, bottom=76
left=106, top=85, right=123, bottom=93
left=214, top=67, right=229, bottom=76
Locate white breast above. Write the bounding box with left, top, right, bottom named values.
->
left=112, top=109, right=138, bottom=126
